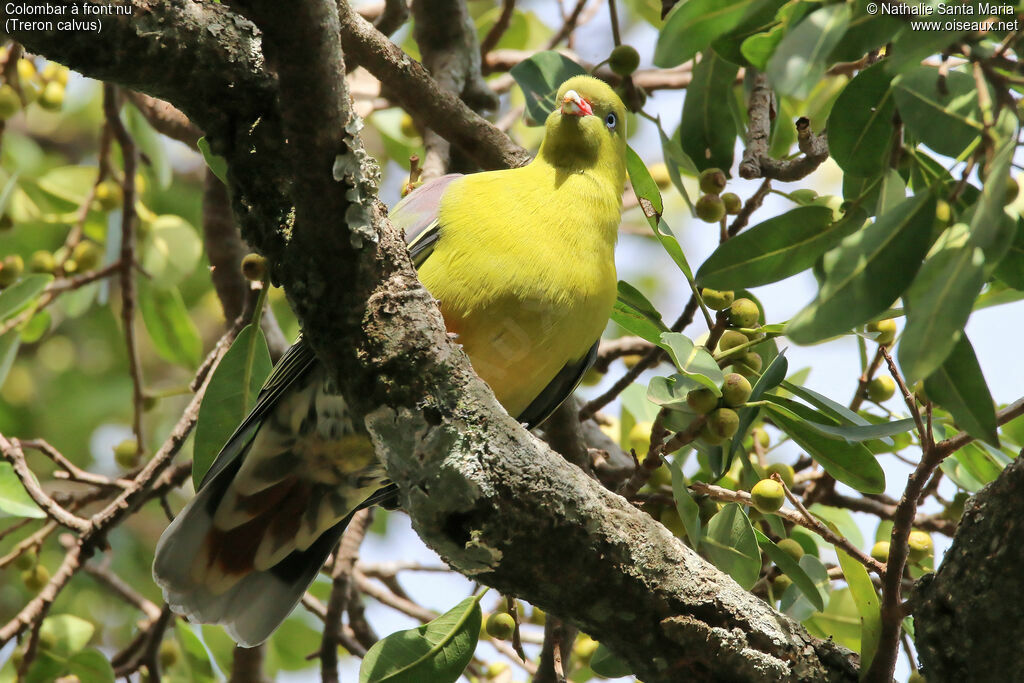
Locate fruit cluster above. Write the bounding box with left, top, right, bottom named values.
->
left=0, top=51, right=70, bottom=120
left=695, top=167, right=741, bottom=223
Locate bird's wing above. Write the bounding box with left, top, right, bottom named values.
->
left=516, top=339, right=599, bottom=429
left=391, top=173, right=462, bottom=267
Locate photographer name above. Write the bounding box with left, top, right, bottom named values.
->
left=882, top=2, right=1015, bottom=16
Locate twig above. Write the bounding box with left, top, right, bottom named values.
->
left=480, top=0, right=516, bottom=58
left=592, top=336, right=655, bottom=373
left=84, top=561, right=163, bottom=621
left=21, top=439, right=130, bottom=489
left=545, top=0, right=589, bottom=49
left=691, top=482, right=885, bottom=576
left=104, top=84, right=145, bottom=454
left=0, top=437, right=90, bottom=533
left=321, top=508, right=373, bottom=683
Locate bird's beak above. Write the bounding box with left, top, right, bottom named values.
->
left=560, top=90, right=593, bottom=117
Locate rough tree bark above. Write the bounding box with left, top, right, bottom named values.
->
left=11, top=1, right=862, bottom=679
left=912, top=454, right=1024, bottom=680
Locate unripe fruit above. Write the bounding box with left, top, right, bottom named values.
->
left=38, top=81, right=65, bottom=111
left=701, top=288, right=734, bottom=311
left=695, top=194, right=726, bottom=223
left=42, top=62, right=70, bottom=86
left=241, top=253, right=267, bottom=281
left=659, top=507, right=686, bottom=537
left=698, top=168, right=727, bottom=195
left=777, top=538, right=804, bottom=561
left=736, top=352, right=763, bottom=375
left=622, top=354, right=643, bottom=369
left=752, top=427, right=771, bottom=450
left=718, top=330, right=748, bottom=352
left=728, top=298, right=760, bottom=329
left=648, top=163, right=671, bottom=189
left=773, top=574, right=793, bottom=592
left=71, top=241, right=102, bottom=272
left=1005, top=176, right=1019, bottom=206
left=789, top=189, right=818, bottom=204
left=399, top=113, right=417, bottom=139
left=114, top=438, right=139, bottom=469
left=580, top=366, right=602, bottom=386
left=721, top=192, right=741, bottom=215
left=698, top=497, right=720, bottom=523
left=907, top=530, right=933, bottom=564
left=866, top=318, right=897, bottom=345
left=750, top=478, right=785, bottom=513
left=765, top=463, right=794, bottom=488
left=485, top=612, right=516, bottom=640
left=22, top=564, right=50, bottom=591
left=486, top=662, right=511, bottom=679
left=0, top=85, right=21, bottom=120
left=721, top=373, right=752, bottom=407
left=158, top=639, right=181, bottom=669
left=29, top=250, right=56, bottom=274
left=0, top=254, right=24, bottom=287
left=867, top=376, right=896, bottom=402
left=935, top=199, right=952, bottom=225
left=686, top=387, right=719, bottom=414
left=629, top=421, right=653, bottom=454
left=93, top=180, right=123, bottom=210
left=699, top=421, right=726, bottom=445
left=17, top=59, right=37, bottom=83
left=574, top=633, right=599, bottom=659
left=13, top=548, right=36, bottom=571
left=871, top=541, right=890, bottom=563
left=608, top=44, right=641, bottom=76
left=707, top=408, right=740, bottom=439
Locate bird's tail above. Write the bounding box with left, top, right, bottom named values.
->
left=153, top=363, right=394, bottom=646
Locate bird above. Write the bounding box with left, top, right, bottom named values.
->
left=152, top=75, right=628, bottom=646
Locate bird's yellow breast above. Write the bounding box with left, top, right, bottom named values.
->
left=417, top=161, right=621, bottom=417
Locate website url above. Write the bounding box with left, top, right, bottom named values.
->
left=910, top=19, right=1020, bottom=31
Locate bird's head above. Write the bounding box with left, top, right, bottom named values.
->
left=538, top=76, right=627, bottom=183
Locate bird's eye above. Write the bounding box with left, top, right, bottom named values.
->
left=605, top=113, right=617, bottom=130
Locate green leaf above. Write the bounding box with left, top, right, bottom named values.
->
left=754, top=529, right=824, bottom=611
left=787, top=192, right=937, bottom=344
left=621, top=381, right=662, bottom=424
left=994, top=218, right=1024, bottom=289
left=0, top=331, right=21, bottom=387
left=803, top=588, right=863, bottom=652
left=193, top=324, right=272, bottom=488
left=680, top=52, right=739, bottom=174
left=66, top=650, right=115, bottom=683
left=741, top=23, right=785, bottom=71
left=923, top=335, right=998, bottom=447
left=766, top=3, right=851, bottom=100
left=611, top=280, right=670, bottom=345
left=140, top=215, right=203, bottom=288
left=780, top=554, right=830, bottom=621
left=834, top=548, right=881, bottom=672
left=704, top=503, right=761, bottom=589
left=696, top=206, right=843, bottom=289
left=669, top=455, right=702, bottom=548
left=0, top=462, right=45, bottom=518
left=0, top=274, right=52, bottom=321
left=657, top=122, right=697, bottom=213
left=590, top=643, right=632, bottom=677
left=654, top=0, right=773, bottom=68
left=764, top=399, right=886, bottom=494
left=898, top=224, right=985, bottom=385
left=19, top=310, right=51, bottom=344
left=892, top=67, right=985, bottom=158
left=827, top=62, right=896, bottom=177
left=197, top=137, right=228, bottom=185
left=35, top=166, right=97, bottom=206
left=360, top=594, right=482, bottom=683
left=828, top=0, right=901, bottom=63
left=138, top=280, right=202, bottom=368
left=725, top=350, right=788, bottom=474
left=772, top=386, right=913, bottom=443
left=125, top=104, right=172, bottom=190
left=509, top=51, right=587, bottom=125
left=625, top=144, right=664, bottom=226
left=176, top=622, right=216, bottom=681
left=808, top=504, right=865, bottom=548
left=660, top=332, right=724, bottom=395
left=40, top=615, right=95, bottom=654
left=966, top=138, right=1017, bottom=261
